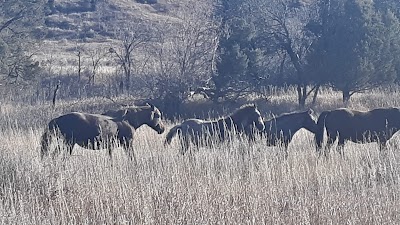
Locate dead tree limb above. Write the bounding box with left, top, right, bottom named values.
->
left=52, top=81, right=60, bottom=108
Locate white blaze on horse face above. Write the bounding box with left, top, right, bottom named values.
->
left=150, top=109, right=165, bottom=134
left=151, top=110, right=162, bottom=124
left=255, top=108, right=265, bottom=130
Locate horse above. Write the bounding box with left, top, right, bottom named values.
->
left=261, top=109, right=317, bottom=149
left=243, top=109, right=317, bottom=157
left=315, top=107, right=400, bottom=155
left=40, top=103, right=165, bottom=160
left=164, top=104, right=265, bottom=154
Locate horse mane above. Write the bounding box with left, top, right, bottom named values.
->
left=269, top=110, right=307, bottom=120
left=229, top=104, right=257, bottom=120
left=121, top=104, right=155, bottom=114
left=128, top=105, right=151, bottom=112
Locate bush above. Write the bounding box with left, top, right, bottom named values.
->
left=136, top=0, right=158, bottom=4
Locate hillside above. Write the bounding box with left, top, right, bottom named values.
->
left=44, top=0, right=176, bottom=40
left=32, top=0, right=187, bottom=99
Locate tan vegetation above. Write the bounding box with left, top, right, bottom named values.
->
left=1, top=87, right=400, bottom=224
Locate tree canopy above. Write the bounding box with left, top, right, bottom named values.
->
left=0, top=0, right=45, bottom=84
left=306, top=0, right=400, bottom=102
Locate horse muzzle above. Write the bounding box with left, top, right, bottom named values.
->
left=256, top=122, right=265, bottom=131
left=155, top=124, right=165, bottom=134
left=255, top=120, right=265, bottom=131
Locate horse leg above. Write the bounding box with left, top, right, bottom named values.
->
left=323, top=135, right=336, bottom=158
left=100, top=135, right=117, bottom=160
left=379, top=141, right=387, bottom=151
left=41, top=131, right=66, bottom=159
left=40, top=131, right=51, bottom=160
left=94, top=138, right=102, bottom=150
left=122, top=139, right=137, bottom=163
left=337, top=137, right=345, bottom=157
left=66, top=144, right=74, bottom=155
left=61, top=138, right=74, bottom=156
left=283, top=140, right=289, bottom=159
left=283, top=146, right=289, bottom=159
left=51, top=141, right=73, bottom=160
left=179, top=135, right=190, bottom=155
left=181, top=139, right=190, bottom=155
left=87, top=137, right=101, bottom=150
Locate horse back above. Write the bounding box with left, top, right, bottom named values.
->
left=49, top=112, right=119, bottom=141
left=181, top=119, right=211, bottom=130
left=180, top=118, right=224, bottom=137
left=262, top=117, right=295, bottom=144
left=102, top=109, right=126, bottom=120
left=325, top=108, right=400, bottom=139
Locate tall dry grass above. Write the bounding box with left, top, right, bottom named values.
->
left=1, top=87, right=400, bottom=224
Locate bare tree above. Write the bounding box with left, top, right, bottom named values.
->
left=74, top=44, right=85, bottom=81
left=86, top=46, right=108, bottom=85
left=142, top=0, right=219, bottom=116
left=247, top=0, right=320, bottom=108
left=109, top=22, right=153, bottom=93
left=0, top=0, right=45, bottom=84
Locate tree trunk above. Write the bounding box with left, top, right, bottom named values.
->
left=297, top=84, right=306, bottom=109
left=48, top=0, right=56, bottom=14
left=90, top=0, right=96, bottom=11
left=122, top=64, right=131, bottom=93
left=125, top=74, right=130, bottom=93
left=52, top=81, right=60, bottom=108
left=77, top=51, right=81, bottom=81
left=284, top=43, right=307, bottom=108
left=342, top=90, right=351, bottom=104
left=312, top=85, right=320, bottom=106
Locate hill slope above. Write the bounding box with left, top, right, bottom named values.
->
left=44, top=0, right=178, bottom=40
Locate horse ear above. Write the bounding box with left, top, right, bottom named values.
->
left=122, top=109, right=128, bottom=117
left=149, top=103, right=155, bottom=110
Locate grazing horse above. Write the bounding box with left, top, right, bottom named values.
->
left=315, top=107, right=400, bottom=155
left=40, top=103, right=165, bottom=159
left=261, top=109, right=317, bottom=144
left=164, top=104, right=265, bottom=154
left=244, top=109, right=317, bottom=157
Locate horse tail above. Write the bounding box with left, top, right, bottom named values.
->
left=40, top=119, right=57, bottom=159
left=315, top=111, right=330, bottom=150
left=40, top=130, right=51, bottom=159
left=164, top=125, right=182, bottom=145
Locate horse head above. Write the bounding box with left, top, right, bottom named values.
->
left=123, top=103, right=165, bottom=134
left=233, top=104, right=265, bottom=132
left=302, top=109, right=318, bottom=133
left=146, top=103, right=165, bottom=134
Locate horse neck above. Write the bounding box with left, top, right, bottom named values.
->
left=298, top=114, right=317, bottom=133
left=274, top=114, right=304, bottom=133
left=126, top=109, right=147, bottom=129
left=218, top=117, right=235, bottom=130
left=229, top=112, right=248, bottom=129
left=302, top=119, right=316, bottom=133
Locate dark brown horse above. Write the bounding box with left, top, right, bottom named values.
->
left=315, top=107, right=400, bottom=155
left=252, top=109, right=317, bottom=147
left=40, top=103, right=165, bottom=159
left=164, top=104, right=265, bottom=154
left=243, top=109, right=317, bottom=158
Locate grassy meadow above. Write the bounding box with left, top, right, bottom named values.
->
left=1, top=87, right=400, bottom=224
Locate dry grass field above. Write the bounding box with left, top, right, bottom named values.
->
left=1, top=87, right=400, bottom=224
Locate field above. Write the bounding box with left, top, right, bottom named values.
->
left=1, top=88, right=400, bottom=224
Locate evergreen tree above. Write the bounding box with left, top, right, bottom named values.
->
left=306, top=0, right=399, bottom=102
left=212, top=0, right=264, bottom=102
